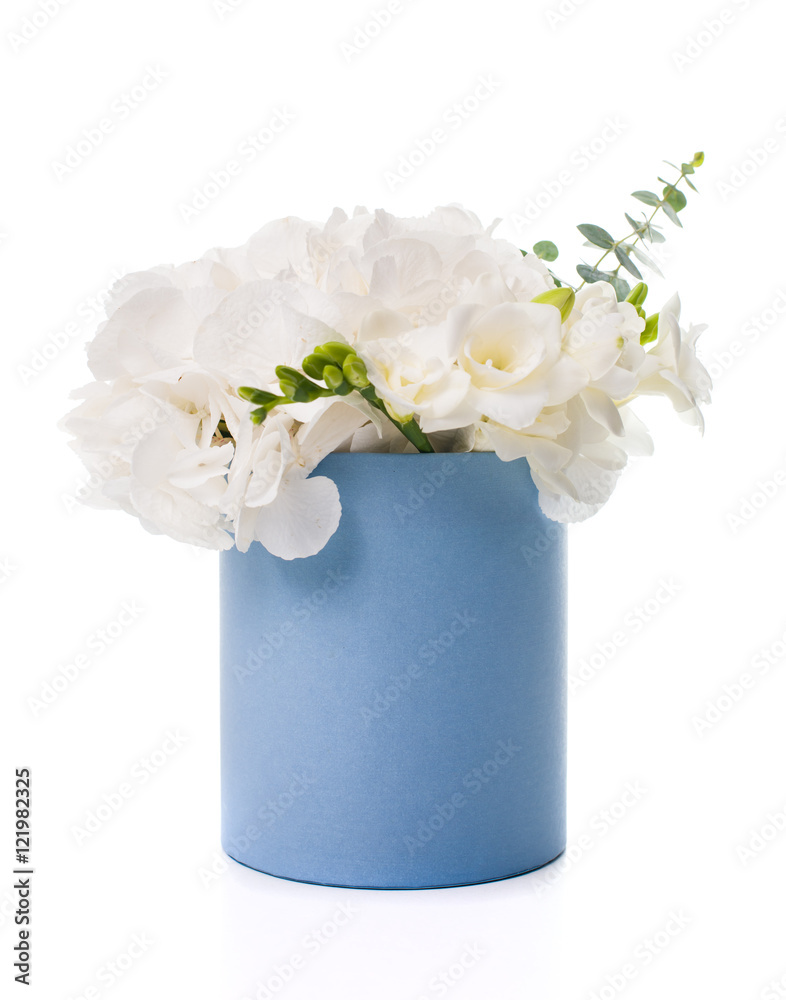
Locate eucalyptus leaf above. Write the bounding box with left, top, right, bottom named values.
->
left=663, top=187, right=688, bottom=212
left=625, top=212, right=644, bottom=233
left=632, top=190, right=661, bottom=207
left=577, top=263, right=612, bottom=284
left=533, top=240, right=559, bottom=262
left=662, top=203, right=683, bottom=227
left=692, top=151, right=705, bottom=167
left=629, top=243, right=664, bottom=278
left=609, top=275, right=631, bottom=301
left=685, top=176, right=698, bottom=192
left=614, top=246, right=643, bottom=280
left=577, top=223, right=616, bottom=249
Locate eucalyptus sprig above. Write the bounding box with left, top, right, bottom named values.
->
left=575, top=151, right=705, bottom=299
left=238, top=341, right=435, bottom=453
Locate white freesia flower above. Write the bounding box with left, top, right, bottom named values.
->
left=62, top=205, right=710, bottom=552
left=633, top=293, right=712, bottom=430
left=563, top=282, right=646, bottom=398
left=356, top=309, right=472, bottom=428
left=445, top=299, right=587, bottom=431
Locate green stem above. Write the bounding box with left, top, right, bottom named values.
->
left=359, top=387, right=434, bottom=453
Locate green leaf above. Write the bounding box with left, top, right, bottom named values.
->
left=685, top=176, right=698, bottom=192
left=614, top=246, right=643, bottom=280
left=238, top=386, right=279, bottom=405
left=609, top=275, right=631, bottom=301
left=577, top=223, right=615, bottom=249
left=533, top=240, right=559, bottom=262
left=632, top=190, right=661, bottom=207
left=663, top=186, right=687, bottom=212
left=629, top=243, right=663, bottom=278
left=577, top=263, right=612, bottom=284
left=662, top=203, right=683, bottom=228
left=625, top=212, right=644, bottom=234
left=647, top=225, right=666, bottom=244
left=692, top=151, right=705, bottom=167
left=641, top=313, right=659, bottom=346
left=680, top=162, right=695, bottom=175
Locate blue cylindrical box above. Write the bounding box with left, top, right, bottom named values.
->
left=220, top=452, right=566, bottom=889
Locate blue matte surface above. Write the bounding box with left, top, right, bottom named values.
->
left=220, top=453, right=567, bottom=889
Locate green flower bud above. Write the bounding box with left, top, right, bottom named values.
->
left=625, top=282, right=648, bottom=309
left=322, top=364, right=353, bottom=396
left=343, top=355, right=370, bottom=388
left=531, top=286, right=575, bottom=323
left=641, top=312, right=659, bottom=346
left=302, top=354, right=329, bottom=380
left=314, top=341, right=355, bottom=367
left=238, top=386, right=279, bottom=405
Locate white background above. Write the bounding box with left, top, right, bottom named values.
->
left=2, top=0, right=786, bottom=997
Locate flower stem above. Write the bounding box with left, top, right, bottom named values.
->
left=359, top=388, right=435, bottom=453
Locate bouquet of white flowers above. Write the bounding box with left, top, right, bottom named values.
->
left=62, top=154, right=710, bottom=559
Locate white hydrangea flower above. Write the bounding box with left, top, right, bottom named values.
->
left=62, top=205, right=710, bottom=553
